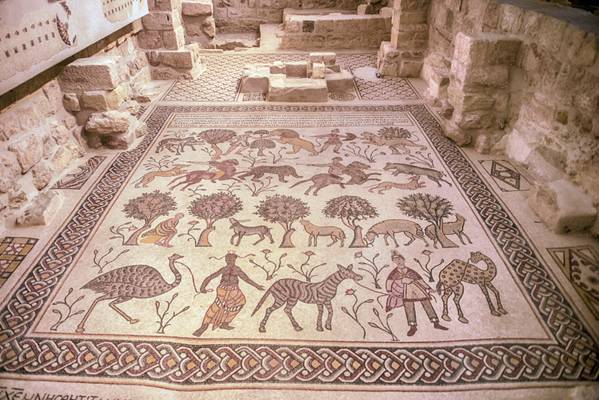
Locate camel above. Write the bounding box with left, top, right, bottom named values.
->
left=436, top=251, right=507, bottom=323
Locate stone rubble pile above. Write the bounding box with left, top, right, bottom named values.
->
left=58, top=48, right=148, bottom=150
left=239, top=52, right=354, bottom=102
left=416, top=0, right=599, bottom=235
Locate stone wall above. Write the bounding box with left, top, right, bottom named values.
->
left=419, top=0, right=599, bottom=234
left=214, top=0, right=364, bottom=33
left=0, top=24, right=150, bottom=229
left=280, top=8, right=392, bottom=49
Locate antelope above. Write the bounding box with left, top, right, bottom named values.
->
left=425, top=214, right=472, bottom=249
left=229, top=218, right=274, bottom=246
left=300, top=219, right=346, bottom=247
left=134, top=164, right=189, bottom=188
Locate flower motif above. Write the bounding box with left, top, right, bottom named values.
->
left=422, top=249, right=432, bottom=256
left=304, top=251, right=315, bottom=256
left=345, top=288, right=356, bottom=296
left=261, top=249, right=272, bottom=254
left=354, top=251, right=363, bottom=258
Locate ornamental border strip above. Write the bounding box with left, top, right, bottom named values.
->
left=0, top=104, right=597, bottom=387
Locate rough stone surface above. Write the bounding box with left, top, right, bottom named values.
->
left=285, top=61, right=309, bottom=78
left=31, top=160, right=54, bottom=190
left=268, top=76, right=328, bottom=102
left=63, top=93, right=81, bottom=113
left=16, top=191, right=63, bottom=227
left=325, top=70, right=354, bottom=92
left=240, top=66, right=271, bottom=93
left=528, top=179, right=597, bottom=233
left=80, top=86, right=126, bottom=111
left=8, top=132, right=44, bottom=173
left=59, top=57, right=120, bottom=92
left=0, top=152, right=21, bottom=193
left=182, top=0, right=213, bottom=16
left=86, top=111, right=134, bottom=135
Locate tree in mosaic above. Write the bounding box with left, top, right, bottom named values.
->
left=396, top=193, right=458, bottom=248
left=256, top=195, right=309, bottom=248
left=197, top=129, right=236, bottom=159
left=323, top=196, right=378, bottom=248
left=187, top=192, right=243, bottom=247
left=123, top=190, right=177, bottom=246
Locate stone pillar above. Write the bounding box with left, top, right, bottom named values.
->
left=376, top=0, right=430, bottom=77
left=139, top=0, right=204, bottom=80
left=443, top=32, right=521, bottom=149
left=181, top=0, right=215, bottom=46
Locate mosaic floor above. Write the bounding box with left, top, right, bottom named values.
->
left=0, top=51, right=598, bottom=400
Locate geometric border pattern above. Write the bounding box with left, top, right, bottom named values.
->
left=0, top=104, right=597, bottom=387
left=0, top=237, right=37, bottom=289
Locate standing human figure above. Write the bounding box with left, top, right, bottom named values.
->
left=193, top=252, right=264, bottom=337
left=385, top=250, right=448, bottom=336
left=317, top=129, right=344, bottom=154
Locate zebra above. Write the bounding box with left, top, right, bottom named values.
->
left=251, top=264, right=362, bottom=332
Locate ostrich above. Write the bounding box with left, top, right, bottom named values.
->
left=75, top=253, right=184, bottom=333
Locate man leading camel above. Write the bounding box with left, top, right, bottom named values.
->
left=385, top=250, right=448, bottom=336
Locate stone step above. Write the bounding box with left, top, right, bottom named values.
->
left=267, top=76, right=328, bottom=103
left=259, top=24, right=282, bottom=51
left=213, top=32, right=259, bottom=51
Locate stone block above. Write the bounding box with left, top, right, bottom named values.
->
left=16, top=191, right=63, bottom=227
left=62, top=93, right=80, bottom=113
left=309, top=52, right=336, bottom=66
left=137, top=30, right=163, bottom=49
left=456, top=109, right=495, bottom=130
left=357, top=4, right=374, bottom=15
left=152, top=0, right=183, bottom=11
left=398, top=59, right=423, bottom=77
left=101, top=128, right=136, bottom=150
left=31, top=160, right=54, bottom=190
left=240, top=66, right=271, bottom=93
left=325, top=70, right=354, bottom=92
left=285, top=61, right=308, bottom=78
left=142, top=11, right=181, bottom=31
left=453, top=32, right=521, bottom=67
left=312, top=62, right=326, bottom=79
left=80, top=86, right=126, bottom=111
left=182, top=0, right=213, bottom=16
left=148, top=45, right=201, bottom=70
left=0, top=152, right=20, bottom=193
left=528, top=179, right=597, bottom=233
left=162, top=26, right=186, bottom=49
left=267, top=76, right=328, bottom=102
left=270, top=61, right=286, bottom=74
left=86, top=111, right=134, bottom=135
left=59, top=56, right=120, bottom=92
left=8, top=132, right=44, bottom=173
left=444, top=122, right=472, bottom=146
